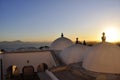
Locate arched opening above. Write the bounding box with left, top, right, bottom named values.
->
left=6, top=65, right=20, bottom=79
left=22, top=65, right=35, bottom=79
left=37, top=63, right=48, bottom=72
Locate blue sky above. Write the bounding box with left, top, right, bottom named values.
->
left=0, top=0, right=120, bottom=42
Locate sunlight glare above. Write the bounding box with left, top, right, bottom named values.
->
left=104, top=27, right=119, bottom=42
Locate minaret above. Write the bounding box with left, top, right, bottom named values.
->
left=75, top=38, right=82, bottom=44
left=76, top=38, right=79, bottom=44
left=83, top=40, right=86, bottom=45
left=61, top=33, right=64, bottom=37
left=101, top=32, right=106, bottom=42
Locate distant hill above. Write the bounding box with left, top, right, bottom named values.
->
left=0, top=40, right=51, bottom=52
left=1, top=40, right=119, bottom=52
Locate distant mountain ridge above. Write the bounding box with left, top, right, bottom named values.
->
left=0, top=40, right=51, bottom=52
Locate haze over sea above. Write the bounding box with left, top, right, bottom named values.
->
left=0, top=40, right=50, bottom=51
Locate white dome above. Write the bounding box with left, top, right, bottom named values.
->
left=83, top=42, right=120, bottom=74
left=50, top=33, right=73, bottom=51
left=59, top=44, right=89, bottom=65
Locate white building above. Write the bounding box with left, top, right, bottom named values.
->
left=50, top=33, right=73, bottom=51
left=82, top=32, right=120, bottom=79
left=0, top=33, right=120, bottom=80
left=59, top=38, right=89, bottom=65
left=0, top=51, right=57, bottom=80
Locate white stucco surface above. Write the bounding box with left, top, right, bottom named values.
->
left=83, top=42, right=120, bottom=74
left=59, top=44, right=88, bottom=64
left=3, top=51, right=56, bottom=73
left=50, top=37, right=73, bottom=51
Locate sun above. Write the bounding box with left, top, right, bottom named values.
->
left=104, top=27, right=119, bottom=42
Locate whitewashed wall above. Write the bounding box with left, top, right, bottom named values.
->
left=3, top=51, right=56, bottom=74
left=0, top=55, right=2, bottom=80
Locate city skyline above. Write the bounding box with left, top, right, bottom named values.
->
left=0, top=0, right=120, bottom=42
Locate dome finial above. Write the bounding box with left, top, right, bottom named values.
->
left=75, top=38, right=78, bottom=44
left=83, top=40, right=86, bottom=45
left=75, top=37, right=82, bottom=44
left=61, top=33, right=64, bottom=37
left=101, top=32, right=106, bottom=42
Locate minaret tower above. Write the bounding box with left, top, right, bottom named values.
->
left=75, top=38, right=79, bottom=44
left=61, top=33, right=64, bottom=37
left=101, top=32, right=106, bottom=42
left=75, top=37, right=82, bottom=44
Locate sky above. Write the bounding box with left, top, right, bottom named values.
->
left=0, top=0, right=120, bottom=42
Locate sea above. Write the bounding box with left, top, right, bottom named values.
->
left=0, top=41, right=51, bottom=52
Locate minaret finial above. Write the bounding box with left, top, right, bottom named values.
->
left=75, top=37, right=82, bottom=44
left=83, top=40, right=86, bottom=45
left=101, top=32, right=106, bottom=42
left=61, top=33, right=64, bottom=37
left=75, top=38, right=79, bottom=44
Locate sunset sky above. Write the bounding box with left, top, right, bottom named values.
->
left=0, top=0, right=120, bottom=42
